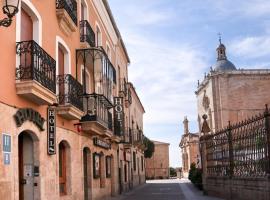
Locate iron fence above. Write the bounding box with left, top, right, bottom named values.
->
left=57, top=74, right=83, bottom=111
left=205, top=106, right=270, bottom=178
left=56, top=0, right=77, bottom=25
left=80, top=20, right=95, bottom=47
left=16, top=40, right=56, bottom=93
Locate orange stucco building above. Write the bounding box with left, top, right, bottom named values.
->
left=0, top=0, right=145, bottom=200
left=145, top=141, right=170, bottom=179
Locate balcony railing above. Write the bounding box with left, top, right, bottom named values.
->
left=119, top=78, right=128, bottom=96
left=81, top=93, right=113, bottom=128
left=80, top=20, right=95, bottom=47
left=16, top=40, right=56, bottom=93
left=57, top=74, right=83, bottom=111
left=56, top=0, right=77, bottom=25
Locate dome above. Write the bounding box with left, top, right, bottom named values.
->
left=213, top=40, right=236, bottom=71
left=213, top=59, right=236, bottom=71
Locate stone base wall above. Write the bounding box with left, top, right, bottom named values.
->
left=204, top=177, right=270, bottom=200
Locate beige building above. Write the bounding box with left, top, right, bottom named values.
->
left=179, top=117, right=200, bottom=178
left=145, top=141, right=170, bottom=179
left=0, top=0, right=145, bottom=200
left=196, top=39, right=270, bottom=134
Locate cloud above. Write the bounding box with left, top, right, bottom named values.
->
left=229, top=36, right=270, bottom=59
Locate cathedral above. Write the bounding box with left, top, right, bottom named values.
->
left=196, top=38, right=270, bottom=133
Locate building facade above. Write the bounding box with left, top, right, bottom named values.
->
left=179, top=117, right=200, bottom=178
left=145, top=141, right=170, bottom=179
left=0, top=0, right=145, bottom=200
left=196, top=39, right=270, bottom=134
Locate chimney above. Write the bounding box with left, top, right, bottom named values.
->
left=183, top=116, right=189, bottom=134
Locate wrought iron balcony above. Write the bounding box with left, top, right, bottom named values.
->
left=80, top=20, right=95, bottom=47
left=119, top=78, right=128, bottom=96
left=76, top=47, right=116, bottom=104
left=56, top=74, right=84, bottom=120
left=133, top=129, right=144, bottom=145
left=57, top=74, right=83, bottom=110
left=56, top=0, right=77, bottom=26
left=16, top=40, right=57, bottom=105
left=80, top=93, right=113, bottom=134
left=122, top=128, right=133, bottom=144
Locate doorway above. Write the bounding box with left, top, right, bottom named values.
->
left=83, top=147, right=92, bottom=200
left=19, top=132, right=37, bottom=200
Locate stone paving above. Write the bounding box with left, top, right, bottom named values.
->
left=110, top=178, right=224, bottom=200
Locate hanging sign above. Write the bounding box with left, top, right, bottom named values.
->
left=114, top=97, right=124, bottom=136
left=14, top=108, right=45, bottom=131
left=47, top=107, right=56, bottom=155
left=93, top=137, right=111, bottom=149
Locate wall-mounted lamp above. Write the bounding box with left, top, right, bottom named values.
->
left=0, top=0, right=20, bottom=27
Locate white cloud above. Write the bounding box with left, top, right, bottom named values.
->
left=229, top=36, right=270, bottom=59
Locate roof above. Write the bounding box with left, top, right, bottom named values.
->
left=129, top=82, right=145, bottom=113
left=102, top=0, right=130, bottom=63
left=213, top=59, right=236, bottom=71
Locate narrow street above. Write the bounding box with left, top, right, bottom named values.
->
left=112, top=179, right=224, bottom=200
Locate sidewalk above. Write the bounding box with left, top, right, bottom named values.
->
left=178, top=178, right=224, bottom=200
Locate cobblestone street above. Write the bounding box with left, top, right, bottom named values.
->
left=112, top=179, right=224, bottom=200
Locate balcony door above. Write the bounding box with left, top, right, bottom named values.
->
left=20, top=8, right=33, bottom=79
left=21, top=8, right=33, bottom=41
left=58, top=46, right=65, bottom=97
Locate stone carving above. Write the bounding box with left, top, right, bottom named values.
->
left=202, top=90, right=210, bottom=110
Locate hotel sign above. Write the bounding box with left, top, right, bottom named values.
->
left=47, top=107, right=56, bottom=155
left=93, top=137, right=111, bottom=149
left=114, top=97, right=124, bottom=136
left=14, top=108, right=45, bottom=131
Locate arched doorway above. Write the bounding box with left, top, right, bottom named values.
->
left=83, top=147, right=92, bottom=200
left=18, top=131, right=39, bottom=200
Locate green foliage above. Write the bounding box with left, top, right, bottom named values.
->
left=188, top=163, right=203, bottom=190
left=143, top=137, right=155, bottom=158
left=170, top=167, right=177, bottom=177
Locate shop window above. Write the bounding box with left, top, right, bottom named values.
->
left=124, top=164, right=127, bottom=182
left=133, top=152, right=136, bottom=171
left=106, top=156, right=112, bottom=178
left=141, top=156, right=144, bottom=171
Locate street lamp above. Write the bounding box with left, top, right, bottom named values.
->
left=0, top=0, right=20, bottom=27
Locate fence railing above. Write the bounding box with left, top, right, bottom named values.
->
left=205, top=105, right=270, bottom=178
left=16, top=40, right=56, bottom=93
left=57, top=74, right=83, bottom=111
left=80, top=20, right=95, bottom=47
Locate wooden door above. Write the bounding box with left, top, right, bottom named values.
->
left=21, top=8, right=33, bottom=41
left=59, top=143, right=67, bottom=195
left=58, top=47, right=65, bottom=97
left=19, top=134, right=24, bottom=200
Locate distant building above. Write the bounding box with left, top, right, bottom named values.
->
left=196, top=39, right=270, bottom=134
left=145, top=141, right=170, bottom=179
left=179, top=117, right=200, bottom=178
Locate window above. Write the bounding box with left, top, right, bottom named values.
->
left=106, top=156, right=111, bottom=178
left=96, top=25, right=102, bottom=46
left=59, top=142, right=67, bottom=195
left=106, top=43, right=111, bottom=60
left=93, top=153, right=100, bottom=178
left=133, top=152, right=136, bottom=171
left=141, top=156, right=144, bottom=171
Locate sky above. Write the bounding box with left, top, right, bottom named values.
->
left=109, top=0, right=270, bottom=167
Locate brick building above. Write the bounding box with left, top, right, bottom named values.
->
left=179, top=117, right=200, bottom=178
left=145, top=141, right=170, bottom=179
left=196, top=39, right=270, bottom=133
left=0, top=0, right=145, bottom=200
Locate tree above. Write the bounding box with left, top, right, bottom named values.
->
left=188, top=163, right=203, bottom=190
left=170, top=167, right=177, bottom=177
left=144, top=137, right=155, bottom=158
